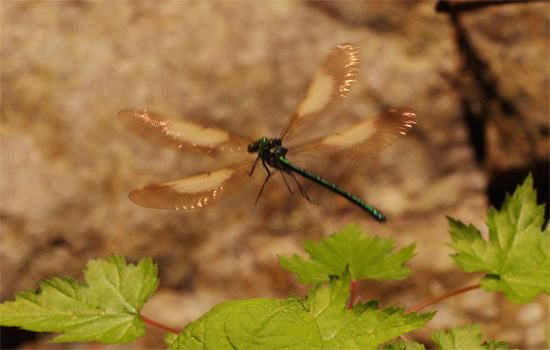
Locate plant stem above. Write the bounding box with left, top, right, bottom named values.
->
left=405, top=283, right=481, bottom=313
left=347, top=279, right=359, bottom=310
left=140, top=314, right=180, bottom=334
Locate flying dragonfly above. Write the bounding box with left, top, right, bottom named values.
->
left=117, top=43, right=417, bottom=222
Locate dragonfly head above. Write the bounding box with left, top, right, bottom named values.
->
left=248, top=137, right=276, bottom=153
left=247, top=140, right=260, bottom=153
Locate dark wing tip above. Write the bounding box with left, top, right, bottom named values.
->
left=128, top=184, right=181, bottom=210
left=116, top=108, right=148, bottom=122
left=128, top=186, right=161, bottom=209
left=387, top=108, right=417, bottom=135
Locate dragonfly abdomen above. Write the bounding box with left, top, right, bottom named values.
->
left=279, top=157, right=386, bottom=222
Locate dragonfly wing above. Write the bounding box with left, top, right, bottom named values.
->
left=117, top=109, right=254, bottom=155
left=129, top=159, right=259, bottom=210
left=279, top=43, right=360, bottom=140
left=288, top=108, right=417, bottom=159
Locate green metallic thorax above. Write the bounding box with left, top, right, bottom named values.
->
left=247, top=137, right=288, bottom=170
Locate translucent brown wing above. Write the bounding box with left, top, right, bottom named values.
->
left=279, top=43, right=360, bottom=141
left=287, top=108, right=417, bottom=159
left=129, top=159, right=259, bottom=210
left=117, top=108, right=254, bottom=155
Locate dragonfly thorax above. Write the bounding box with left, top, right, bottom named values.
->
left=248, top=137, right=288, bottom=169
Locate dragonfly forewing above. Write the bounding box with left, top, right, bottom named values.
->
left=129, top=159, right=259, bottom=210
left=279, top=43, right=360, bottom=141
left=117, top=109, right=254, bottom=155
left=288, top=108, right=417, bottom=159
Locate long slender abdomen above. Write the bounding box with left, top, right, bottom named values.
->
left=279, top=157, right=386, bottom=222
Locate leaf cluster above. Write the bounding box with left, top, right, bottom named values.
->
left=448, top=173, right=548, bottom=304
left=1, top=174, right=547, bottom=348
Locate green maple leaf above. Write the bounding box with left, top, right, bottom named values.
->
left=382, top=339, right=426, bottom=349
left=432, top=324, right=510, bottom=350
left=278, top=223, right=415, bottom=284
left=447, top=173, right=549, bottom=304
left=171, top=272, right=434, bottom=350
left=0, top=254, right=159, bottom=344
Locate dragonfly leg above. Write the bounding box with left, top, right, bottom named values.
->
left=279, top=171, right=295, bottom=196
left=255, top=160, right=273, bottom=204
left=287, top=171, right=312, bottom=202
left=249, top=157, right=261, bottom=176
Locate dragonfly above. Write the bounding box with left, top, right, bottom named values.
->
left=117, top=43, right=417, bottom=222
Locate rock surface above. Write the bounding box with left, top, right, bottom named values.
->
left=1, top=2, right=547, bottom=349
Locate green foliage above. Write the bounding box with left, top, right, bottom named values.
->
left=170, top=272, right=434, bottom=349
left=448, top=173, right=549, bottom=304
left=278, top=223, right=415, bottom=283
left=0, top=255, right=158, bottom=344
left=164, top=331, right=178, bottom=346
left=432, top=324, right=510, bottom=350
left=382, top=339, right=426, bottom=349
left=1, top=174, right=547, bottom=348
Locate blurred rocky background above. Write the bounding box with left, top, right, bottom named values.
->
left=1, top=1, right=548, bottom=349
